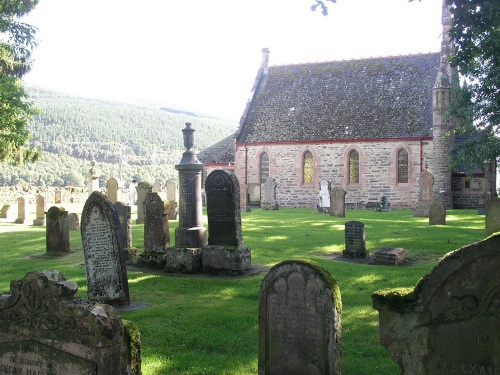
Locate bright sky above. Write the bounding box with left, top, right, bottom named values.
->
left=22, top=0, right=443, bottom=119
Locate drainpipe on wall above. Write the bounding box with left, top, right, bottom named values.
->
left=419, top=138, right=424, bottom=173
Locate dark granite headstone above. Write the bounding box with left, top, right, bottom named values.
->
left=114, top=201, right=132, bottom=249
left=46, top=206, right=70, bottom=255
left=373, top=233, right=500, bottom=374
left=429, top=199, right=446, bottom=225
left=485, top=197, right=500, bottom=235
left=0, top=270, right=141, bottom=375
left=81, top=191, right=130, bottom=306
left=343, top=220, right=368, bottom=258
left=144, top=192, right=169, bottom=253
left=259, top=260, right=342, bottom=375
left=329, top=186, right=346, bottom=218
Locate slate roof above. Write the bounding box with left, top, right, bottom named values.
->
left=197, top=135, right=235, bottom=164
left=236, top=53, right=440, bottom=144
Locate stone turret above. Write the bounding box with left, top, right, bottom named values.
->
left=431, top=0, right=456, bottom=209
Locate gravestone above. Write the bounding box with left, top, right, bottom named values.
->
left=152, top=179, right=162, bottom=193
left=33, top=194, right=45, bottom=226
left=81, top=191, right=130, bottom=306
left=166, top=200, right=178, bottom=220
left=485, top=197, right=500, bottom=235
left=0, top=270, right=141, bottom=375
left=318, top=180, right=330, bottom=213
left=166, top=179, right=178, bottom=202
left=14, top=196, right=26, bottom=224
left=0, top=204, right=12, bottom=219
left=202, top=170, right=251, bottom=273
left=259, top=259, right=342, bottom=375
left=414, top=168, right=434, bottom=217
left=68, top=212, right=80, bottom=230
left=46, top=206, right=70, bottom=255
left=106, top=177, right=120, bottom=204
left=135, top=182, right=152, bottom=224
left=429, top=199, right=446, bottom=225
left=114, top=201, right=132, bottom=249
left=374, top=247, right=407, bottom=265
left=329, top=186, right=346, bottom=218
left=54, top=189, right=62, bottom=204
left=261, top=177, right=279, bottom=210
left=373, top=233, right=500, bottom=375
left=144, top=192, right=169, bottom=253
left=343, top=220, right=368, bottom=258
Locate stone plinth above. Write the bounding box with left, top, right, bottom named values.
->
left=165, top=247, right=202, bottom=274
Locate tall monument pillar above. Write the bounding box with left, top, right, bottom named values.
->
left=174, top=123, right=207, bottom=248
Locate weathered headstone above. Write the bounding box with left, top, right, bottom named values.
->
left=485, top=196, right=500, bottom=235
left=106, top=177, right=120, bottom=204
left=152, top=179, right=162, bottom=193
left=318, top=180, right=330, bottom=213
left=373, top=233, right=500, bottom=375
left=144, top=192, right=169, bottom=253
left=429, top=199, right=446, bottom=225
left=68, top=212, right=80, bottom=230
left=14, top=196, right=26, bottom=224
left=343, top=220, right=368, bottom=258
left=81, top=191, right=130, bottom=306
left=414, top=168, right=434, bottom=217
left=46, top=206, right=70, bottom=255
left=33, top=194, right=45, bottom=226
left=329, top=186, right=346, bottom=218
left=166, top=200, right=178, bottom=220
left=54, top=189, right=62, bottom=204
left=202, top=169, right=251, bottom=273
left=259, top=259, right=342, bottom=375
left=374, top=247, right=407, bottom=265
left=166, top=179, right=178, bottom=202
left=0, top=204, right=12, bottom=219
left=135, top=182, right=152, bottom=224
left=261, top=177, right=279, bottom=210
left=114, top=201, right=132, bottom=249
left=0, top=270, right=141, bottom=375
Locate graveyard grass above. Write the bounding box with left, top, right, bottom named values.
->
left=0, top=208, right=487, bottom=375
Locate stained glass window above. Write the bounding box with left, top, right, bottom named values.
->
left=303, top=151, right=313, bottom=184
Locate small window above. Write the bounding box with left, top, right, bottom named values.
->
left=465, top=179, right=471, bottom=189
left=349, top=150, right=359, bottom=184
left=397, top=149, right=409, bottom=183
left=260, top=152, right=269, bottom=183
left=303, top=151, right=313, bottom=184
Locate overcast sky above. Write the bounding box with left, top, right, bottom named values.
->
left=22, top=0, right=443, bottom=119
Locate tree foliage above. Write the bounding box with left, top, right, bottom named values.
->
left=0, top=0, right=39, bottom=164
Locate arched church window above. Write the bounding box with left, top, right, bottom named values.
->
left=349, top=150, right=359, bottom=184
left=303, top=151, right=313, bottom=184
left=260, top=152, right=269, bottom=183
left=397, top=149, right=409, bottom=183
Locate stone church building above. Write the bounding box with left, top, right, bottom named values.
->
left=199, top=4, right=496, bottom=210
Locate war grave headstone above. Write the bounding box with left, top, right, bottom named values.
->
left=14, top=196, right=26, bottom=224
left=0, top=270, right=141, bottom=375
left=202, top=169, right=251, bottom=273
left=0, top=204, right=12, bottom=220
left=106, top=177, right=120, bottom=204
left=68, top=212, right=80, bottom=230
left=259, top=259, right=342, bottom=375
left=114, top=201, right=132, bottom=249
left=318, top=180, right=330, bottom=213
left=54, top=189, right=62, bottom=204
left=165, top=123, right=207, bottom=273
left=261, top=177, right=279, bottom=210
left=372, top=233, right=500, bottom=375
left=329, top=186, right=346, bottom=218
left=33, top=194, right=46, bottom=226
left=81, top=191, right=130, bottom=306
left=343, top=220, right=368, bottom=258
left=135, top=181, right=152, bottom=224
left=485, top=196, right=500, bottom=235
left=414, top=168, right=434, bottom=217
left=46, top=206, right=70, bottom=255
left=429, top=199, right=446, bottom=225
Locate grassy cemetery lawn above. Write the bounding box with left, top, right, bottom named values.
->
left=0, top=208, right=488, bottom=374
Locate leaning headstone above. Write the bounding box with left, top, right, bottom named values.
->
left=106, top=177, right=120, bottom=204
left=46, top=206, right=70, bottom=255
left=261, top=177, right=279, bottom=210
left=414, top=168, right=434, bottom=217
left=152, top=179, right=162, bottom=193
left=0, top=204, right=12, bottom=219
left=372, top=233, right=500, bottom=375
left=166, top=179, right=178, bottom=202
left=68, top=212, right=80, bottom=230
left=429, top=199, right=446, bottom=225
left=259, top=259, right=342, bottom=375
left=485, top=196, right=500, bottom=235
left=81, top=191, right=130, bottom=306
left=114, top=201, right=132, bottom=249
left=343, top=220, right=368, bottom=258
left=144, top=192, right=169, bottom=253
left=202, top=170, right=251, bottom=273
left=0, top=270, right=141, bottom=375
left=14, top=196, right=26, bottom=224
left=329, top=186, right=346, bottom=218
left=33, top=194, right=45, bottom=226
left=135, top=181, right=152, bottom=224
left=318, top=180, right=330, bottom=213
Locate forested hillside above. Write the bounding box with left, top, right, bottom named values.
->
left=0, top=88, right=237, bottom=187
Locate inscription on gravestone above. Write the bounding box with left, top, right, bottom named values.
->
left=343, top=221, right=367, bottom=258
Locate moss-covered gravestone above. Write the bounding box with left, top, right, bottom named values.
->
left=485, top=197, right=500, bottom=235
left=372, top=233, right=500, bottom=374
left=259, top=260, right=342, bottom=375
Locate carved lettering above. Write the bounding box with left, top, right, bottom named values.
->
left=440, top=363, right=498, bottom=374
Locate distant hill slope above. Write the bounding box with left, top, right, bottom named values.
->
left=0, top=88, right=237, bottom=188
